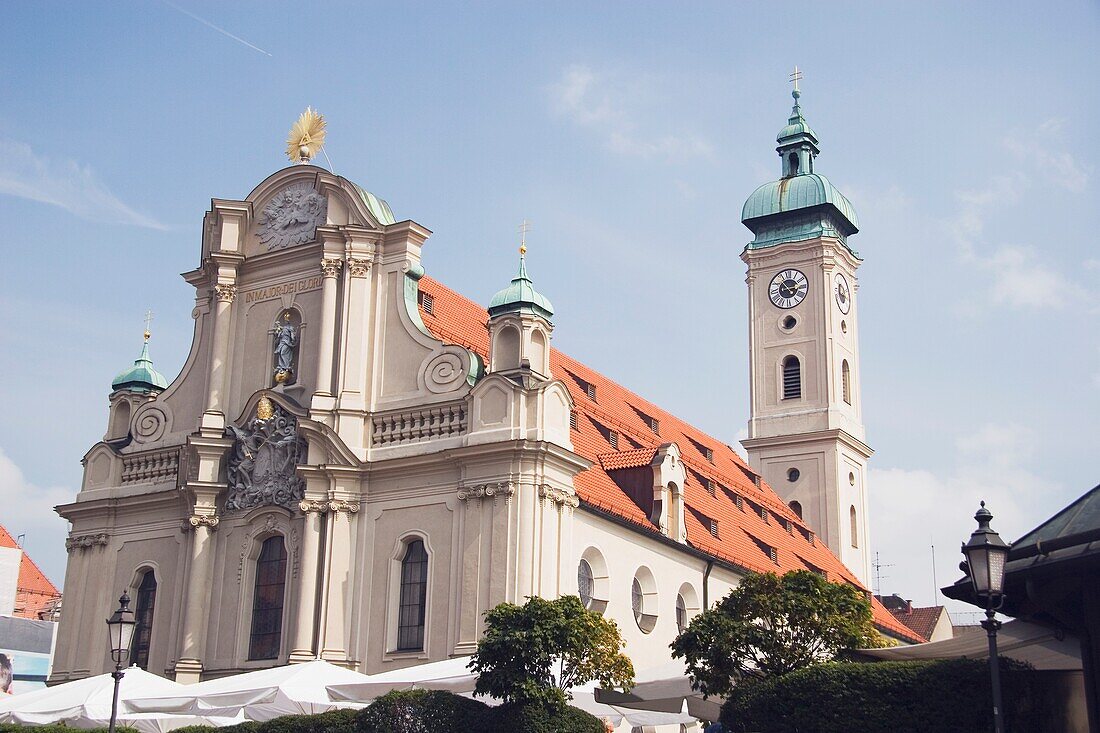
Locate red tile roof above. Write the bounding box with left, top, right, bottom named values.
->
left=0, top=524, right=61, bottom=620
left=417, top=275, right=925, bottom=644
left=887, top=605, right=947, bottom=641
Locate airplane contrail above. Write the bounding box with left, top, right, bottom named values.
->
left=160, top=0, right=273, bottom=57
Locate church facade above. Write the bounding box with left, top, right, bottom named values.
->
left=51, top=90, right=918, bottom=685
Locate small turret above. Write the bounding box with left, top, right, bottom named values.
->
left=106, top=323, right=168, bottom=442
left=486, top=233, right=554, bottom=379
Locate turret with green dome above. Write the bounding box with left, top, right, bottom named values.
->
left=112, top=329, right=169, bottom=394
left=487, top=244, right=555, bottom=322
left=741, top=74, right=860, bottom=254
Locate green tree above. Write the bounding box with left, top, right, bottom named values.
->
left=671, top=570, right=881, bottom=698
left=470, top=595, right=635, bottom=708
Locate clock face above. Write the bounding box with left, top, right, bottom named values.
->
left=834, top=272, right=851, bottom=314
left=769, top=269, right=808, bottom=309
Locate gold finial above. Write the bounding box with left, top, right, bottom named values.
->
left=256, top=393, right=274, bottom=421
left=789, top=65, right=803, bottom=93
left=143, top=310, right=154, bottom=341
left=286, top=107, right=327, bottom=164
left=519, top=219, right=531, bottom=256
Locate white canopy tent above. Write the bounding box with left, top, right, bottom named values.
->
left=127, top=660, right=372, bottom=721
left=0, top=666, right=240, bottom=732
left=327, top=656, right=697, bottom=730
left=595, top=660, right=723, bottom=722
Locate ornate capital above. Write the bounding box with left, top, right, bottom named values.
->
left=539, top=484, right=580, bottom=508
left=186, top=514, right=220, bottom=530
left=299, top=499, right=329, bottom=514
left=348, top=257, right=371, bottom=277
left=457, top=481, right=516, bottom=502
left=320, top=258, right=344, bottom=278
left=328, top=499, right=360, bottom=514
left=214, top=283, right=237, bottom=303
left=65, top=533, right=109, bottom=552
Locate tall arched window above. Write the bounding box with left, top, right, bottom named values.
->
left=249, top=536, right=287, bottom=660
left=842, top=360, right=851, bottom=405
left=789, top=500, right=803, bottom=520
left=131, top=570, right=157, bottom=670
left=397, top=539, right=429, bottom=651
left=788, top=152, right=799, bottom=176
left=782, top=356, right=801, bottom=400
left=675, top=594, right=687, bottom=634
left=850, top=505, right=859, bottom=548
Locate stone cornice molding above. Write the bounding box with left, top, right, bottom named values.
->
left=457, top=481, right=516, bottom=502
left=65, top=533, right=109, bottom=552
left=213, top=283, right=238, bottom=303
left=741, top=427, right=873, bottom=459
left=539, top=484, right=580, bottom=508
left=320, top=258, right=344, bottom=278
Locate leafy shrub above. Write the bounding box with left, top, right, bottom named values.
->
left=480, top=702, right=604, bottom=733
left=720, top=658, right=1056, bottom=733
left=357, top=689, right=491, bottom=733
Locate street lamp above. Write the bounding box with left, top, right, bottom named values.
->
left=105, top=591, right=137, bottom=733
left=961, top=501, right=1012, bottom=733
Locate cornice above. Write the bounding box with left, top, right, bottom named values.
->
left=741, top=427, right=873, bottom=458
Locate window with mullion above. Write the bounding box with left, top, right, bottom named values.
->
left=131, top=570, right=157, bottom=670
left=397, top=540, right=429, bottom=651
left=248, top=536, right=287, bottom=660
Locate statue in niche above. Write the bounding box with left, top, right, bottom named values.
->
left=225, top=395, right=306, bottom=512
left=272, top=310, right=298, bottom=385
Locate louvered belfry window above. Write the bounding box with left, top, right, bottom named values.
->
left=782, top=356, right=801, bottom=399
left=397, top=539, right=429, bottom=651
left=249, top=536, right=287, bottom=660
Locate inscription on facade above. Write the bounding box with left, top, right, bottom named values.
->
left=243, top=276, right=323, bottom=304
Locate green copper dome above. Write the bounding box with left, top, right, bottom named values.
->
left=112, top=338, right=169, bottom=394
left=741, top=84, right=860, bottom=254
left=741, top=173, right=859, bottom=231
left=488, top=252, right=554, bottom=321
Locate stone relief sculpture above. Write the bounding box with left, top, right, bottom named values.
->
left=225, top=396, right=306, bottom=512
left=272, top=311, right=298, bottom=384
left=255, top=182, right=327, bottom=251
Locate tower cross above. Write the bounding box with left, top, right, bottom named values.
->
left=789, top=65, right=803, bottom=92
left=518, top=219, right=531, bottom=255
left=144, top=310, right=154, bottom=340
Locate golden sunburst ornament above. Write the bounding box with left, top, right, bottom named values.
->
left=286, top=107, right=327, bottom=164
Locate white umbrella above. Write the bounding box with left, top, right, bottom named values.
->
left=0, top=666, right=189, bottom=730
left=127, top=660, right=371, bottom=721
left=595, top=660, right=723, bottom=722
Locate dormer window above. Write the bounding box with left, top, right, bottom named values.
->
left=608, top=430, right=619, bottom=450
left=417, top=291, right=434, bottom=315
left=704, top=447, right=714, bottom=463
left=569, top=411, right=578, bottom=430
left=586, top=383, right=597, bottom=401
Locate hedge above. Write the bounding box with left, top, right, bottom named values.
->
left=721, top=658, right=1056, bottom=733
left=0, top=728, right=140, bottom=733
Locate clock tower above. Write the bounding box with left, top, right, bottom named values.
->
left=739, top=78, right=872, bottom=585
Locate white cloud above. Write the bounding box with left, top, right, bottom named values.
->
left=1003, top=119, right=1089, bottom=193
left=0, top=140, right=167, bottom=230
left=549, top=64, right=713, bottom=163
left=869, top=423, right=1062, bottom=615
left=0, top=448, right=74, bottom=587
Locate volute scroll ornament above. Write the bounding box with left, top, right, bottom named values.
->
left=457, top=481, right=516, bottom=502
left=186, top=514, right=220, bottom=530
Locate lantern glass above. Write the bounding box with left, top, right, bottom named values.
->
left=106, top=592, right=137, bottom=665
left=965, top=543, right=992, bottom=595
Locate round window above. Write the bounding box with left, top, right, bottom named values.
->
left=787, top=468, right=800, bottom=482
left=577, top=559, right=594, bottom=609
left=841, top=320, right=848, bottom=334
left=782, top=315, right=797, bottom=330
left=849, top=471, right=856, bottom=486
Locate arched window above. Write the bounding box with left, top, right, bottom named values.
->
left=397, top=539, right=429, bottom=651
left=675, top=594, right=687, bottom=634
left=782, top=356, right=801, bottom=400
left=577, top=559, right=594, bottom=610
left=131, top=570, right=157, bottom=669
left=109, top=401, right=132, bottom=440
left=850, top=505, right=859, bottom=548
left=789, top=500, right=803, bottom=520
left=632, top=567, right=658, bottom=633
left=248, top=536, right=287, bottom=660
left=842, top=360, right=851, bottom=405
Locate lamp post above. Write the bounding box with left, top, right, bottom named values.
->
left=961, top=501, right=1012, bottom=733
left=105, top=591, right=137, bottom=733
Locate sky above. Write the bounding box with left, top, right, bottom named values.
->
left=1, top=1, right=1097, bottom=618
